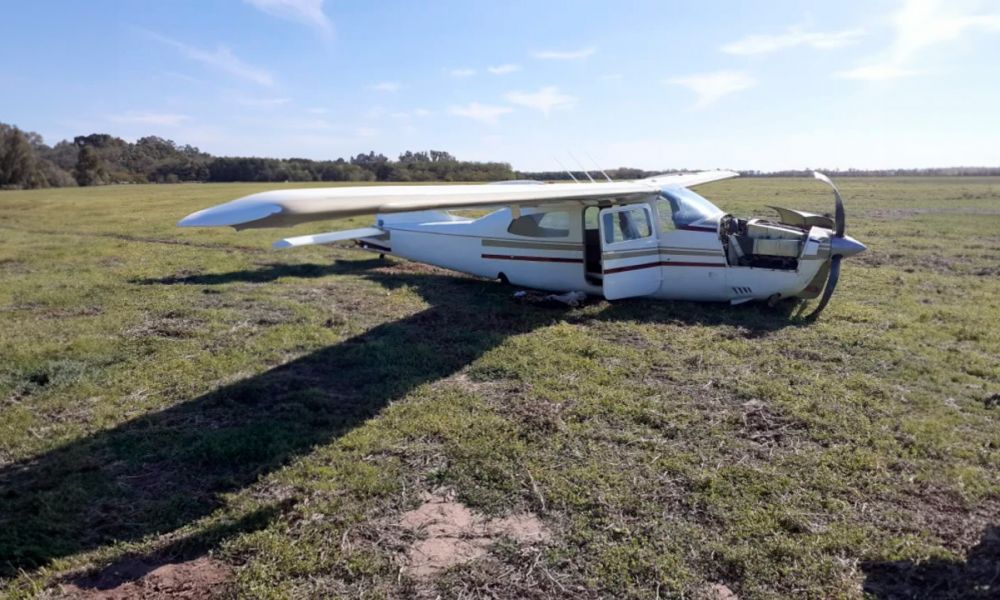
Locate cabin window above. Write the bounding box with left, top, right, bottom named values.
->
left=603, top=207, right=653, bottom=244
left=507, top=211, right=570, bottom=238
left=659, top=187, right=724, bottom=228
left=655, top=197, right=676, bottom=233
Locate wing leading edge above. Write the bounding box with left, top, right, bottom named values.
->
left=178, top=170, right=738, bottom=230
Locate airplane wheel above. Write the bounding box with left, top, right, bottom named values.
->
left=767, top=293, right=782, bottom=308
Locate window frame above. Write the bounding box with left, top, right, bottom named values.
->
left=506, top=210, right=572, bottom=238
left=601, top=205, right=655, bottom=246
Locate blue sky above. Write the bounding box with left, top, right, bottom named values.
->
left=3, top=0, right=999, bottom=171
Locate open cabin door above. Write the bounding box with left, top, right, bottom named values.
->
left=599, top=204, right=661, bottom=300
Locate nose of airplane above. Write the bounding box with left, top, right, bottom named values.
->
left=830, top=235, right=866, bottom=258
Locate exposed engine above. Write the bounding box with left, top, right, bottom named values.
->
left=720, top=215, right=806, bottom=271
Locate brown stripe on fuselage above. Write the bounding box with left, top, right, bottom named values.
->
left=482, top=239, right=582, bottom=251
left=605, top=248, right=724, bottom=260
left=603, top=260, right=727, bottom=274
left=602, top=248, right=661, bottom=259
left=481, top=253, right=583, bottom=264
left=657, top=246, right=724, bottom=256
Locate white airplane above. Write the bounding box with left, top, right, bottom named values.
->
left=178, top=171, right=866, bottom=318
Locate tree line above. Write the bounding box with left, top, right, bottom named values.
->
left=3, top=121, right=1000, bottom=190
left=524, top=166, right=1000, bottom=181
left=0, top=123, right=516, bottom=190
left=735, top=167, right=1000, bottom=177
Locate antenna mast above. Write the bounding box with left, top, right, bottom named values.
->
left=567, top=151, right=596, bottom=183
left=584, top=150, right=613, bottom=182
left=553, top=156, right=580, bottom=183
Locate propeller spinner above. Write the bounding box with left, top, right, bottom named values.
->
left=806, top=172, right=866, bottom=320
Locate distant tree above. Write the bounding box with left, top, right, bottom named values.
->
left=350, top=151, right=393, bottom=180
left=42, top=140, right=79, bottom=171
left=398, top=150, right=429, bottom=163
left=0, top=127, right=43, bottom=188
left=607, top=167, right=647, bottom=180
left=73, top=133, right=135, bottom=183
left=39, top=160, right=77, bottom=187
left=429, top=150, right=455, bottom=163
left=73, top=146, right=107, bottom=186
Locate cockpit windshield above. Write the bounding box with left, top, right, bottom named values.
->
left=660, top=186, right=725, bottom=228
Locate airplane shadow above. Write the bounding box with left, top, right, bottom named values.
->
left=130, top=261, right=363, bottom=285
left=1, top=258, right=800, bottom=577
left=861, top=526, right=1000, bottom=599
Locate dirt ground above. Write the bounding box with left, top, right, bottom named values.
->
left=58, top=556, right=230, bottom=600
left=399, top=490, right=549, bottom=578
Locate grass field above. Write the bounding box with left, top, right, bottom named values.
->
left=1, top=178, right=998, bottom=599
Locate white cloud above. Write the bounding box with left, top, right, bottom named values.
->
left=449, top=68, right=477, bottom=77
left=449, top=102, right=513, bottom=124
left=356, top=126, right=379, bottom=137
left=307, top=107, right=328, bottom=114
left=533, top=47, right=596, bottom=60
left=504, top=86, right=577, bottom=116
left=236, top=97, right=292, bottom=108
left=244, top=0, right=332, bottom=33
left=371, top=81, right=400, bottom=92
left=889, top=0, right=1000, bottom=62
left=666, top=71, right=756, bottom=108
left=722, top=27, right=864, bottom=55
left=110, top=111, right=191, bottom=126
left=835, top=64, right=921, bottom=80
left=487, top=64, right=521, bottom=75
left=393, top=108, right=433, bottom=119
left=141, top=29, right=274, bottom=86
left=839, top=0, right=1000, bottom=81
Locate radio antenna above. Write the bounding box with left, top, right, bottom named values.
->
left=567, top=151, right=596, bottom=183
left=552, top=156, right=580, bottom=183
left=584, top=150, right=613, bottom=182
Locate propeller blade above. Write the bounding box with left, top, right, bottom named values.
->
left=813, top=172, right=845, bottom=237
left=806, top=255, right=842, bottom=320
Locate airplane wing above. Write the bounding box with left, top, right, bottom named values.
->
left=642, top=171, right=741, bottom=188
left=178, top=170, right=738, bottom=230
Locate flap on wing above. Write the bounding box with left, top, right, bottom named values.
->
left=273, top=227, right=385, bottom=249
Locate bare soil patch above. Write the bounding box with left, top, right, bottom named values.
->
left=58, top=555, right=230, bottom=599
left=699, top=583, right=739, bottom=600
left=399, top=491, right=549, bottom=578
left=125, top=317, right=204, bottom=339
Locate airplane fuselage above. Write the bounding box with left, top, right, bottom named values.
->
left=356, top=197, right=838, bottom=304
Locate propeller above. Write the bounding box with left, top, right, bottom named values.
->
left=806, top=172, right=849, bottom=320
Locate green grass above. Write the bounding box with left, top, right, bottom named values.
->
left=1, top=178, right=998, bottom=599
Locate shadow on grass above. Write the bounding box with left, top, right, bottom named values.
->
left=862, top=526, right=1000, bottom=599
left=130, top=261, right=362, bottom=285
left=0, top=258, right=800, bottom=578
left=65, top=504, right=282, bottom=592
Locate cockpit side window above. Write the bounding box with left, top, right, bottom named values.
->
left=507, top=211, right=570, bottom=238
